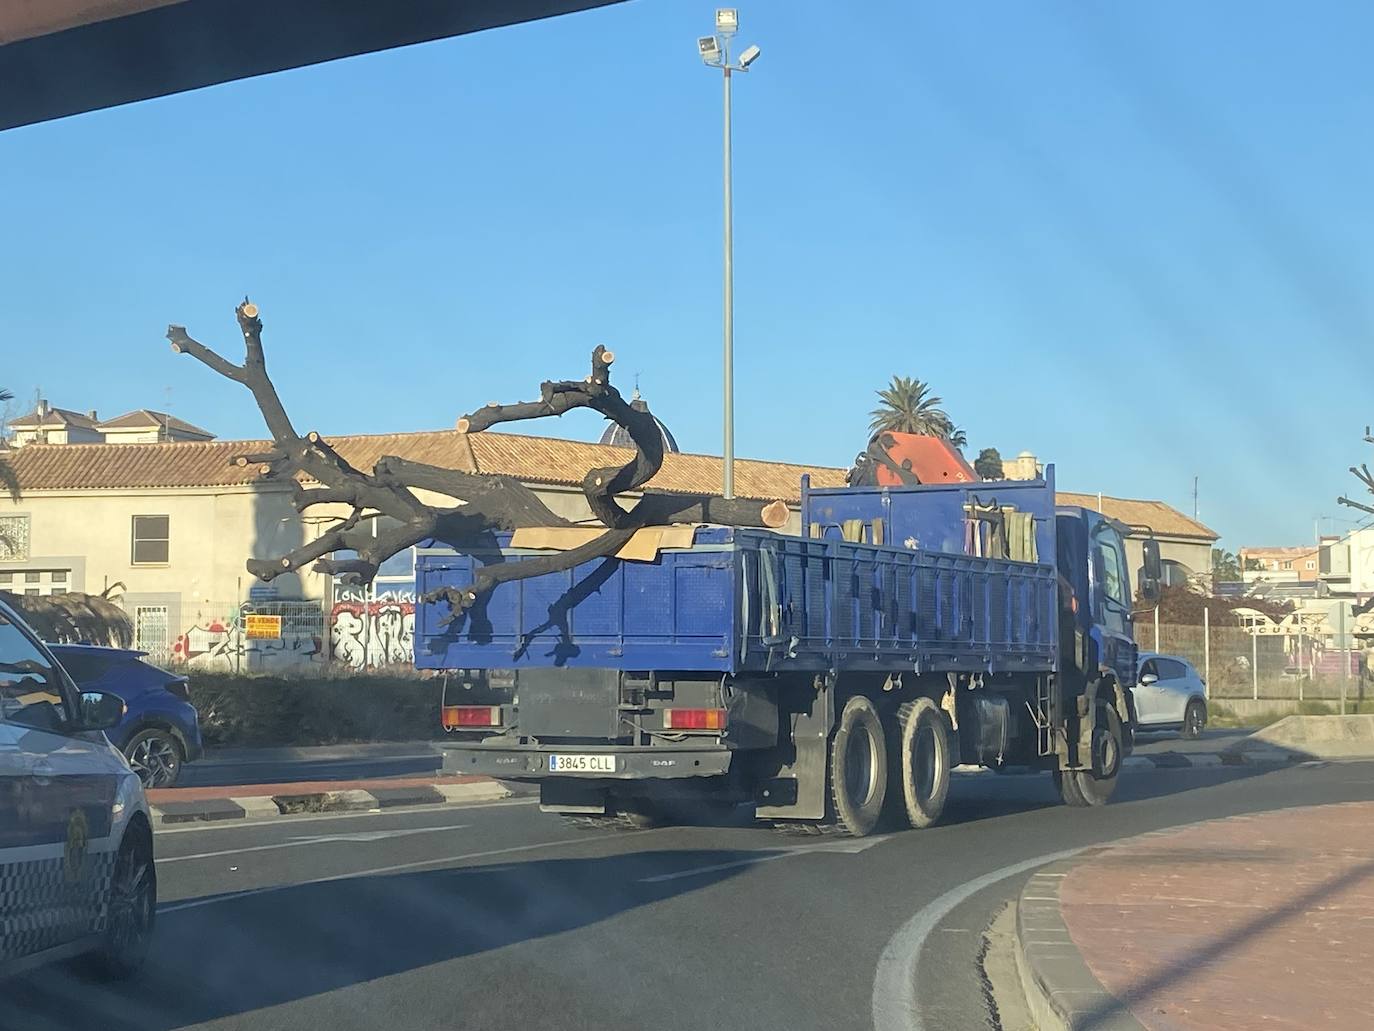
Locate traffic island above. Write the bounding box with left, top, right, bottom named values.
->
left=1015, top=802, right=1374, bottom=1030
left=1222, top=713, right=1374, bottom=762
left=146, top=774, right=512, bottom=825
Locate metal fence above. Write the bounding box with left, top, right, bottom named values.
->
left=165, top=600, right=328, bottom=673
left=1153, top=620, right=1370, bottom=703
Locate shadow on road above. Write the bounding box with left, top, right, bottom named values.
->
left=937, top=761, right=1281, bottom=830
left=1, top=848, right=758, bottom=1031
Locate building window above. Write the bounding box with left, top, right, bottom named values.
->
left=0, top=573, right=10, bottom=584
left=23, top=589, right=39, bottom=596
left=50, top=569, right=67, bottom=584
left=1305, top=560, right=1316, bottom=571
left=0, top=515, right=29, bottom=561
left=23, top=571, right=40, bottom=583
left=131, top=515, right=170, bottom=565
left=1281, top=561, right=1292, bottom=570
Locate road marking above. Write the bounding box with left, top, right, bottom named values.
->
left=154, top=795, right=539, bottom=835
left=639, top=835, right=894, bottom=884
left=870, top=846, right=1085, bottom=1031
left=157, top=830, right=657, bottom=913
left=160, top=825, right=469, bottom=863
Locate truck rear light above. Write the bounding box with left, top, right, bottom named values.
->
left=663, top=707, right=727, bottom=731
left=442, top=705, right=502, bottom=729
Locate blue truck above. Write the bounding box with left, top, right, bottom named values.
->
left=416, top=466, right=1160, bottom=836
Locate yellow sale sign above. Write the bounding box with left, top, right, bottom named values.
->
left=244, top=614, right=283, bottom=640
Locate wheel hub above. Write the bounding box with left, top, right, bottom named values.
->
left=1093, top=724, right=1121, bottom=779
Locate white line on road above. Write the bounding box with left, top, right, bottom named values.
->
left=870, top=846, right=1085, bottom=1031
left=156, top=830, right=656, bottom=913
left=640, top=835, right=894, bottom=884
left=159, top=824, right=469, bottom=864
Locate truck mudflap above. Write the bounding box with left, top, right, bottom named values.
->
left=441, top=741, right=733, bottom=780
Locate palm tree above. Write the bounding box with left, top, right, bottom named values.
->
left=0, top=388, right=17, bottom=502
left=868, top=376, right=954, bottom=436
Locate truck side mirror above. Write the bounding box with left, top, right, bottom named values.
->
left=1140, top=539, right=1162, bottom=601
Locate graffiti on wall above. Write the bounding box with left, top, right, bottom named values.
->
left=172, top=606, right=325, bottom=672
left=330, top=585, right=415, bottom=670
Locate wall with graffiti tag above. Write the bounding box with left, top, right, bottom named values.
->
left=330, top=584, right=415, bottom=670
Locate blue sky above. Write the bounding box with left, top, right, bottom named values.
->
left=3, top=0, right=1372, bottom=548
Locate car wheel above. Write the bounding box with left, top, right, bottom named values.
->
left=83, top=828, right=156, bottom=980
left=123, top=729, right=183, bottom=788
left=1181, top=700, right=1206, bottom=740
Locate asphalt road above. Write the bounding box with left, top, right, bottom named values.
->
left=171, top=728, right=1243, bottom=789
left=10, top=761, right=1373, bottom=1031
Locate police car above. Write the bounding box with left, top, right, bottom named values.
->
left=0, top=595, right=156, bottom=980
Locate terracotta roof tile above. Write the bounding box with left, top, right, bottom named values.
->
left=1058, top=491, right=1218, bottom=541
left=3, top=432, right=1216, bottom=541
left=5, top=430, right=847, bottom=501
left=97, top=409, right=215, bottom=437
left=9, top=405, right=98, bottom=430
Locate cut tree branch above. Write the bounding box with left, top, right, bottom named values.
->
left=170, top=301, right=788, bottom=623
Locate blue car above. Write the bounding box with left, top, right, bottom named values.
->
left=47, top=644, right=203, bottom=787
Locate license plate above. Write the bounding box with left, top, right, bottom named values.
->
left=548, top=753, right=616, bottom=773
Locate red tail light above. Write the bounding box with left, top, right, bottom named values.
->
left=663, top=707, right=727, bottom=731
left=442, top=705, right=503, bottom=729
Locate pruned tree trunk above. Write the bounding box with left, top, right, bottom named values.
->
left=168, top=300, right=787, bottom=619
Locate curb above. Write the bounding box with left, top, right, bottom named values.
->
left=149, top=779, right=511, bottom=826
left=1014, top=856, right=1144, bottom=1031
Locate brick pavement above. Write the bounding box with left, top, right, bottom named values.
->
left=1056, top=802, right=1374, bottom=1031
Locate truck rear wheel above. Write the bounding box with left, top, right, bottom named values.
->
left=828, top=695, right=888, bottom=837
left=887, top=698, right=951, bottom=829
left=1056, top=703, right=1122, bottom=808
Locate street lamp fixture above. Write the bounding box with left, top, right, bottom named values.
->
left=697, top=10, right=760, bottom=500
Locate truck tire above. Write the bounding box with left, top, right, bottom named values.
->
left=886, top=698, right=952, bottom=829
left=1057, top=703, right=1122, bottom=808
left=828, top=694, right=888, bottom=837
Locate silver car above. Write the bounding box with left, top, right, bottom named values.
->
left=1136, top=652, right=1208, bottom=739
left=0, top=595, right=156, bottom=980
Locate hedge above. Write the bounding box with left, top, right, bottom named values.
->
left=187, top=672, right=448, bottom=747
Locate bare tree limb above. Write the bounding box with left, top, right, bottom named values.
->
left=170, top=301, right=788, bottom=625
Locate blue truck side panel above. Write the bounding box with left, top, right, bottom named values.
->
left=415, top=473, right=1059, bottom=676
left=801, top=466, right=1058, bottom=563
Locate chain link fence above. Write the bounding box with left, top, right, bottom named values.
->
left=1153, top=620, right=1371, bottom=703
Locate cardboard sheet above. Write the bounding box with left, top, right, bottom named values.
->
left=509, top=524, right=698, bottom=562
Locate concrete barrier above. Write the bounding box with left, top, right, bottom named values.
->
left=1226, top=714, right=1374, bottom=761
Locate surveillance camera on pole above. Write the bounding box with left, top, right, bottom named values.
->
left=695, top=9, right=760, bottom=500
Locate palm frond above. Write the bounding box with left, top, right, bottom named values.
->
left=0, top=457, right=18, bottom=503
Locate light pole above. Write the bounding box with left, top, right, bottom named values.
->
left=698, top=10, right=760, bottom=499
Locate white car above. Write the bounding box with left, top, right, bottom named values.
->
left=1135, top=652, right=1208, bottom=739
left=0, top=595, right=156, bottom=980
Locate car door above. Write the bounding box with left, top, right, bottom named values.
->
left=1152, top=658, right=1193, bottom=724
left=1134, top=658, right=1168, bottom=725
left=0, top=608, right=121, bottom=965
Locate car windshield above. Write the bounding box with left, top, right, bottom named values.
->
left=3, top=5, right=1374, bottom=1030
